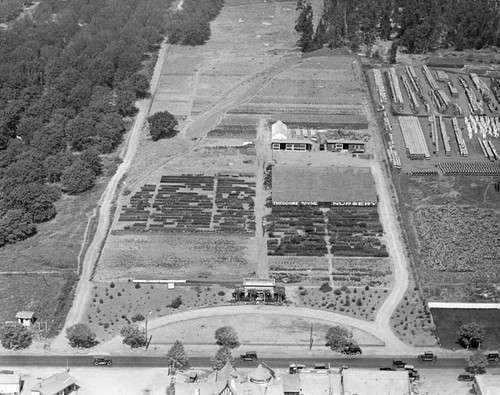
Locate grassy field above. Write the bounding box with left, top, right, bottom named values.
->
left=431, top=308, right=500, bottom=350
left=85, top=282, right=234, bottom=341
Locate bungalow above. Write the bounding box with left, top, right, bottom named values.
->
left=15, top=311, right=35, bottom=327
left=31, top=371, right=77, bottom=395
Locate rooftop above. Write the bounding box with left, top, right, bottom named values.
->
left=31, top=371, right=76, bottom=395
left=343, top=369, right=410, bottom=395
left=272, top=166, right=377, bottom=203
left=474, top=374, right=500, bottom=395
left=15, top=311, right=34, bottom=319
left=0, top=371, right=20, bottom=385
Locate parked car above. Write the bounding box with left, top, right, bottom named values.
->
left=93, top=356, right=112, bottom=366
left=240, top=351, right=258, bottom=361
left=289, top=364, right=306, bottom=374
left=458, top=373, right=474, bottom=382
left=392, top=360, right=407, bottom=369
left=404, top=365, right=420, bottom=380
left=314, top=364, right=327, bottom=370
left=486, top=351, right=499, bottom=362
left=380, top=366, right=396, bottom=371
left=418, top=351, right=437, bottom=362
left=342, top=345, right=362, bottom=355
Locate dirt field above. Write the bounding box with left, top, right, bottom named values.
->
left=149, top=313, right=382, bottom=346
left=96, top=233, right=255, bottom=282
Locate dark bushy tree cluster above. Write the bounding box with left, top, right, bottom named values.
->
left=315, top=0, right=500, bottom=53
left=165, top=0, right=224, bottom=46
left=0, top=0, right=173, bottom=247
left=148, top=111, right=178, bottom=141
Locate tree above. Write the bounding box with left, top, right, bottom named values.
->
left=458, top=322, right=486, bottom=349
left=295, top=2, right=315, bottom=52
left=61, top=160, right=96, bottom=194
left=211, top=346, right=234, bottom=370
left=0, top=323, right=33, bottom=350
left=7, top=183, right=59, bottom=223
left=166, top=340, right=189, bottom=371
left=120, top=324, right=147, bottom=348
left=388, top=41, right=398, bottom=64
left=147, top=111, right=178, bottom=141
left=215, top=326, right=240, bottom=349
left=0, top=209, right=36, bottom=247
left=66, top=323, right=97, bottom=348
left=466, top=350, right=488, bottom=375
left=325, top=325, right=353, bottom=352
left=80, top=148, right=103, bottom=176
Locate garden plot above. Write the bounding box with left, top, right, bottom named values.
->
left=118, top=174, right=256, bottom=233
left=327, top=207, right=388, bottom=257
left=413, top=206, right=500, bottom=281
left=269, top=256, right=329, bottom=285
left=390, top=283, right=436, bottom=347
left=331, top=257, right=393, bottom=287
left=195, top=75, right=246, bottom=98
left=265, top=205, right=327, bottom=257
left=296, top=285, right=389, bottom=321
left=96, top=233, right=255, bottom=282
left=156, top=74, right=196, bottom=95
left=85, top=282, right=233, bottom=341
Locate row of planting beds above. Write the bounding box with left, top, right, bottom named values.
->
left=119, top=175, right=255, bottom=233
left=266, top=205, right=327, bottom=256
left=327, top=207, right=388, bottom=257
left=214, top=175, right=256, bottom=233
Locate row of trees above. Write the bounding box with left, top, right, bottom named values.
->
left=296, top=0, right=500, bottom=53
left=165, top=0, right=224, bottom=46
left=0, top=0, right=174, bottom=246
left=0, top=321, right=491, bottom=374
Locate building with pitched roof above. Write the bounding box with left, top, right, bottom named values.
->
left=30, top=371, right=77, bottom=395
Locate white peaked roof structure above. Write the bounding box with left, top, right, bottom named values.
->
left=271, top=121, right=288, bottom=140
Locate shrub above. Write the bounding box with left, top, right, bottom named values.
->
left=218, top=291, right=225, bottom=296
left=110, top=282, right=115, bottom=288
left=131, top=313, right=145, bottom=322
left=333, top=288, right=342, bottom=296
left=169, top=296, right=183, bottom=309
left=135, top=283, right=141, bottom=289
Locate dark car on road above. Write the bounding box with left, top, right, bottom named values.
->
left=486, top=351, right=499, bottom=362
left=458, top=373, right=474, bottom=382
left=93, top=356, right=112, bottom=366
left=392, top=360, right=407, bottom=369
left=240, top=351, right=258, bottom=361
left=417, top=351, right=437, bottom=362
left=342, top=345, right=362, bottom=355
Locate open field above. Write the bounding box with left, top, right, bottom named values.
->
left=0, top=274, right=68, bottom=334
left=149, top=313, right=382, bottom=346
left=432, top=308, right=500, bottom=350
left=96, top=233, right=255, bottom=282
left=85, top=282, right=234, bottom=341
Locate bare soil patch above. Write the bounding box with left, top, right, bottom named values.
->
left=149, top=313, right=381, bottom=346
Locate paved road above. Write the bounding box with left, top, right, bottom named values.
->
left=0, top=355, right=472, bottom=370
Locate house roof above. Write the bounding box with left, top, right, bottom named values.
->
left=272, top=165, right=377, bottom=203
left=281, top=374, right=300, bottom=392
left=15, top=311, right=34, bottom=319
left=326, top=139, right=365, bottom=145
left=31, top=371, right=76, bottom=395
left=0, top=372, right=20, bottom=385
left=244, top=278, right=275, bottom=287
left=207, top=361, right=238, bottom=383
left=249, top=364, right=272, bottom=383
left=474, top=375, right=500, bottom=395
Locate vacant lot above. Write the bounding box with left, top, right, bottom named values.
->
left=432, top=308, right=500, bottom=350
left=149, top=313, right=382, bottom=346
